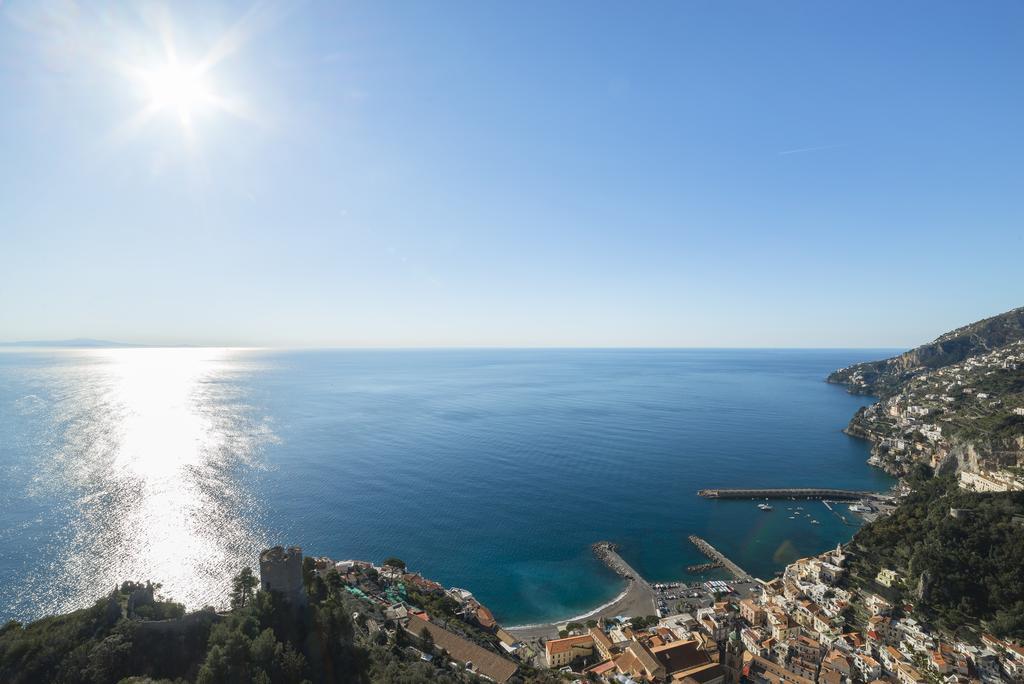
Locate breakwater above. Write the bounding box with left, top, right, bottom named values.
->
left=688, top=535, right=749, bottom=580
left=592, top=541, right=641, bottom=583
left=698, top=488, right=876, bottom=501
left=686, top=561, right=721, bottom=574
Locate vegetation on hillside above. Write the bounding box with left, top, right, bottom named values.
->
left=0, top=568, right=561, bottom=684
left=844, top=471, right=1024, bottom=639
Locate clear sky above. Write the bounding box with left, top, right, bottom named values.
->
left=1, top=2, right=1022, bottom=348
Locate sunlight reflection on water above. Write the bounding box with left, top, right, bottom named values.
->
left=23, top=348, right=273, bottom=616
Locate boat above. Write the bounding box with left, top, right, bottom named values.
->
left=788, top=516, right=795, bottom=520
left=810, top=520, right=820, bottom=525
left=757, top=503, right=773, bottom=511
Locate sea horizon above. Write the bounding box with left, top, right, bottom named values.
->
left=0, top=342, right=906, bottom=351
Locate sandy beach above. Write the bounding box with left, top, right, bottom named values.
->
left=505, top=576, right=657, bottom=641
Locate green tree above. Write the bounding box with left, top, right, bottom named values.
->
left=325, top=569, right=344, bottom=597
left=302, top=556, right=316, bottom=589
left=419, top=625, right=434, bottom=652
left=382, top=557, right=406, bottom=572
left=231, top=567, right=258, bottom=609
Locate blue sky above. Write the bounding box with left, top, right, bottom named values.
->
left=1, top=1, right=1022, bottom=347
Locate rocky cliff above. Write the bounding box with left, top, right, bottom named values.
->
left=827, top=306, right=1024, bottom=397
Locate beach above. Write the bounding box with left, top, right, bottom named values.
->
left=506, top=576, right=656, bottom=641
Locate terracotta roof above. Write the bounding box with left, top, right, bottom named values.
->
left=586, top=659, right=617, bottom=675
left=545, top=634, right=594, bottom=656
left=495, top=628, right=518, bottom=646
left=590, top=627, right=613, bottom=649
left=675, top=662, right=724, bottom=683
left=406, top=615, right=517, bottom=683
left=896, top=661, right=924, bottom=681
left=625, top=640, right=664, bottom=678
left=615, top=650, right=641, bottom=675
left=475, top=604, right=496, bottom=629
left=746, top=654, right=814, bottom=684
left=819, top=666, right=844, bottom=684
left=858, top=653, right=880, bottom=667
left=650, top=639, right=713, bottom=676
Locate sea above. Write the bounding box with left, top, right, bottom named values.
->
left=0, top=347, right=895, bottom=626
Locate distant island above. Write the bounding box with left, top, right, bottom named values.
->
left=2, top=308, right=1023, bottom=683
left=0, top=338, right=142, bottom=348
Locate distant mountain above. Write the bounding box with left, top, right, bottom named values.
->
left=0, top=338, right=141, bottom=348
left=827, top=306, right=1024, bottom=397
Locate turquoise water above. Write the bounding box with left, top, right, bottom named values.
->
left=0, top=348, right=894, bottom=625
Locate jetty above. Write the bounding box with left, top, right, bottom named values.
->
left=688, top=535, right=749, bottom=580
left=592, top=542, right=645, bottom=584
left=697, top=488, right=877, bottom=501
left=685, top=561, right=721, bottom=574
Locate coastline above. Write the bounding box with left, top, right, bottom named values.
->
left=506, top=577, right=654, bottom=641
left=504, top=584, right=629, bottom=631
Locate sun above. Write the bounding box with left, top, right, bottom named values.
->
left=109, top=7, right=263, bottom=146
left=141, top=61, right=214, bottom=124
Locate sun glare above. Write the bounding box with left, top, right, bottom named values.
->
left=140, top=60, right=216, bottom=126
left=98, top=5, right=271, bottom=147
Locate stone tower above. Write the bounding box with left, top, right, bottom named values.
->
left=259, top=545, right=307, bottom=607
left=720, top=625, right=744, bottom=684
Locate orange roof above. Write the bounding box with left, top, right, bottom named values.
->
left=627, top=640, right=665, bottom=678
left=859, top=654, right=879, bottom=667
left=615, top=650, right=641, bottom=675
left=590, top=626, right=613, bottom=649
left=586, top=659, right=617, bottom=675
left=546, top=634, right=594, bottom=656
left=475, top=604, right=496, bottom=629
left=650, top=639, right=712, bottom=675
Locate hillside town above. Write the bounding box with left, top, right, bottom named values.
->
left=268, top=530, right=1024, bottom=684
left=843, top=340, right=1024, bottom=487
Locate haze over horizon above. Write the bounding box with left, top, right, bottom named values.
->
left=3, top=1, right=1022, bottom=348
